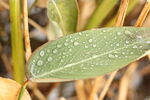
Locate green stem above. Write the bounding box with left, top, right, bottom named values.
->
left=9, top=0, right=25, bottom=84
left=84, top=0, right=118, bottom=30
left=18, top=80, right=29, bottom=100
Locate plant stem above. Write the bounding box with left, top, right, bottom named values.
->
left=9, top=0, right=25, bottom=84
left=135, top=1, right=150, bottom=27
left=106, top=0, right=139, bottom=27
left=18, top=80, right=29, bottom=100
left=115, top=0, right=129, bottom=26
left=23, top=0, right=32, bottom=61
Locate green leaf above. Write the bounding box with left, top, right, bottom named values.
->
left=27, top=27, right=150, bottom=82
left=47, top=0, right=78, bottom=35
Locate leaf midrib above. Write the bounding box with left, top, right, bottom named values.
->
left=32, top=41, right=144, bottom=78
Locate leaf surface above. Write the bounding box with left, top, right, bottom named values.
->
left=28, top=27, right=150, bottom=82
left=47, top=0, right=78, bottom=35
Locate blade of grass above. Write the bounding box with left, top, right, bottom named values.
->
left=84, top=0, right=118, bottom=30
left=9, top=0, right=25, bottom=84
left=106, top=0, right=139, bottom=27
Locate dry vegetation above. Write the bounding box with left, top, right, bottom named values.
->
left=0, top=0, right=150, bottom=100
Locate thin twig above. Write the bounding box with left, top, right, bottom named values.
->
left=22, top=0, right=46, bottom=100
left=23, top=0, right=32, bottom=61
left=89, top=76, right=104, bottom=100
left=135, top=1, right=150, bottom=27
left=115, top=0, right=129, bottom=26
left=135, top=0, right=150, bottom=59
left=98, top=0, right=129, bottom=99
left=28, top=18, right=48, bottom=35
left=118, top=62, right=138, bottom=100
left=98, top=70, right=118, bottom=100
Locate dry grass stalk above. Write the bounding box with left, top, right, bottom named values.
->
left=75, top=80, right=87, bottom=100
left=98, top=70, right=118, bottom=100
left=115, top=0, right=129, bottom=26
left=0, top=0, right=9, bottom=9
left=84, top=79, right=92, bottom=96
left=23, top=0, right=32, bottom=61
left=28, top=18, right=48, bottom=35
left=22, top=0, right=47, bottom=99
left=98, top=0, right=129, bottom=99
left=135, top=0, right=150, bottom=59
left=140, top=65, right=150, bottom=76
left=88, top=76, right=105, bottom=100
left=118, top=1, right=150, bottom=100
left=135, top=1, right=150, bottom=27
left=118, top=62, right=138, bottom=100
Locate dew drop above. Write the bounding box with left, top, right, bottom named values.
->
left=130, top=52, right=134, bottom=54
left=63, top=52, right=66, bottom=55
left=47, top=49, right=50, bottom=53
left=57, top=44, right=62, bottom=48
left=37, top=60, right=43, bottom=66
left=88, top=39, right=93, bottom=43
left=122, top=52, right=125, bottom=55
left=60, top=59, right=63, bottom=62
left=69, top=49, right=72, bottom=52
left=125, top=30, right=133, bottom=35
left=117, top=32, right=121, bottom=35
left=74, top=42, right=79, bottom=46
left=53, top=49, right=58, bottom=53
left=125, top=41, right=129, bottom=44
left=79, top=32, right=82, bottom=35
left=92, top=55, right=98, bottom=58
left=103, top=30, right=106, bottom=32
left=108, top=54, right=115, bottom=58
left=104, top=36, right=106, bottom=39
left=136, top=35, right=143, bottom=39
left=85, top=45, right=88, bottom=48
left=115, top=55, right=118, bottom=57
left=133, top=45, right=138, bottom=48
left=116, top=43, right=119, bottom=46
left=93, top=44, right=97, bottom=47
left=40, top=51, right=45, bottom=56
left=64, top=42, right=68, bottom=46
left=47, top=57, right=53, bottom=62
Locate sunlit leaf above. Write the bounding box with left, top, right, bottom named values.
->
left=47, top=0, right=78, bottom=35
left=28, top=27, right=150, bottom=82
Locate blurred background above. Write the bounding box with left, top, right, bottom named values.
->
left=0, top=0, right=150, bottom=100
